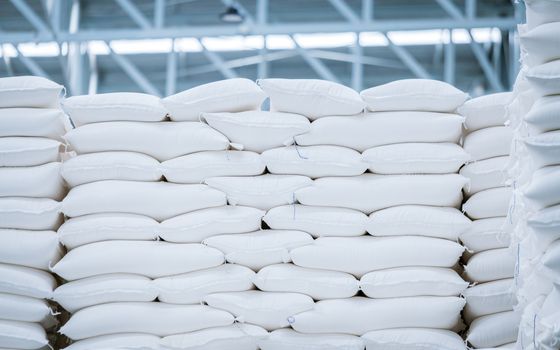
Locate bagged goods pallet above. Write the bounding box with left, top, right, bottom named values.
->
left=0, top=76, right=69, bottom=350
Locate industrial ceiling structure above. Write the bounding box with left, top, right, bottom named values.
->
left=0, top=0, right=523, bottom=96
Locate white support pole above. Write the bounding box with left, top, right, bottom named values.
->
left=115, top=0, right=153, bottom=29
left=444, top=30, right=455, bottom=85
left=257, top=0, right=268, bottom=79
left=68, top=0, right=84, bottom=95
left=165, top=41, right=177, bottom=96
left=154, top=0, right=165, bottom=28
left=362, top=0, right=373, bottom=22
left=465, top=0, right=476, bottom=19
left=87, top=50, right=98, bottom=95
left=351, top=37, right=363, bottom=91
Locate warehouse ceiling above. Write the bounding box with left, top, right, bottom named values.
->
left=0, top=0, right=522, bottom=96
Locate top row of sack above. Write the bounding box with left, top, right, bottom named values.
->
left=0, top=76, right=469, bottom=124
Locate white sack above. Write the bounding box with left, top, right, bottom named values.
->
left=296, top=174, right=466, bottom=213
left=59, top=302, right=234, bottom=340
left=0, top=293, right=51, bottom=322
left=360, top=267, right=468, bottom=298
left=61, top=152, right=162, bottom=187
left=262, top=145, right=367, bottom=178
left=463, top=187, right=512, bottom=219
left=0, top=76, right=63, bottom=108
left=0, top=229, right=61, bottom=270
left=526, top=60, right=560, bottom=96
left=541, top=240, right=560, bottom=280
left=263, top=204, right=367, bottom=238
left=362, top=142, right=469, bottom=174
left=160, top=206, right=264, bottom=243
left=205, top=175, right=312, bottom=210
left=295, top=112, right=464, bottom=152
left=520, top=22, right=560, bottom=66
left=0, top=320, right=48, bottom=350
left=259, top=329, right=364, bottom=350
left=463, top=278, right=515, bottom=321
left=52, top=241, right=224, bottom=280
left=525, top=95, right=560, bottom=133
left=360, top=79, right=467, bottom=112
left=53, top=274, right=158, bottom=313
left=202, top=111, right=310, bottom=153
left=161, top=151, right=264, bottom=184
left=204, top=291, right=314, bottom=331
left=63, top=334, right=161, bottom=350
left=525, top=131, right=560, bottom=168
left=290, top=236, right=464, bottom=277
left=366, top=205, right=471, bottom=240
left=466, top=311, right=520, bottom=348
left=163, top=78, right=266, bottom=122
left=160, top=324, right=267, bottom=350
left=258, top=78, right=365, bottom=119
left=0, top=197, right=61, bottom=231
left=58, top=213, right=158, bottom=249
left=0, top=137, right=60, bottom=167
left=361, top=328, right=465, bottom=350
left=203, top=230, right=313, bottom=270
left=464, top=248, right=516, bottom=283
left=460, top=156, right=509, bottom=195
left=462, top=126, right=512, bottom=161
left=458, top=92, right=512, bottom=131
left=155, top=264, right=255, bottom=304
left=62, top=181, right=226, bottom=221
left=0, top=263, right=56, bottom=299
left=63, top=92, right=167, bottom=125
left=64, top=121, right=229, bottom=161
left=525, top=0, right=560, bottom=29
left=527, top=205, right=560, bottom=250
left=254, top=264, right=359, bottom=300
left=0, top=108, right=67, bottom=140
left=290, top=296, right=465, bottom=335
left=0, top=162, right=65, bottom=200
left=524, top=165, right=560, bottom=209
left=460, top=217, right=510, bottom=252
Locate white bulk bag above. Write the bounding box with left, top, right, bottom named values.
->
left=254, top=264, right=359, bottom=299
left=360, top=267, right=468, bottom=298
left=63, top=92, right=168, bottom=126
left=463, top=278, right=515, bottom=321
left=62, top=181, right=226, bottom=221
left=61, top=152, right=162, bottom=187
left=204, top=291, right=314, bottom=331
left=0, top=320, right=48, bottom=350
left=362, top=143, right=469, bottom=175
left=0, top=293, right=51, bottom=322
left=52, top=241, right=224, bottom=280
left=0, top=137, right=60, bottom=167
left=203, top=230, right=313, bottom=270
left=525, top=95, right=560, bottom=133
left=160, top=206, right=264, bottom=243
left=0, top=263, right=56, bottom=299
left=202, top=111, right=310, bottom=153
left=163, top=78, right=266, bottom=122
left=520, top=22, right=560, bottom=66
left=527, top=205, right=560, bottom=250
left=58, top=213, right=159, bottom=249
left=64, top=121, right=229, bottom=161
left=541, top=240, right=560, bottom=280
left=155, top=264, right=255, bottom=304
left=458, top=92, right=512, bottom=131
left=460, top=217, right=510, bottom=252
left=260, top=329, right=364, bottom=350
left=0, top=229, right=61, bottom=270
left=290, top=296, right=465, bottom=335
left=161, top=324, right=267, bottom=350
left=290, top=236, right=464, bottom=277
left=0, top=108, right=67, bottom=140
left=0, top=162, right=65, bottom=200
left=64, top=334, right=161, bottom=350
left=0, top=197, right=61, bottom=231
left=161, top=151, right=265, bottom=184
left=258, top=78, right=365, bottom=119
left=53, top=274, right=157, bottom=313
left=366, top=205, right=471, bottom=240
left=296, top=174, right=466, bottom=213
left=361, top=328, right=465, bottom=350
left=262, top=145, right=367, bottom=178
left=526, top=60, right=560, bottom=96
left=525, top=131, right=560, bottom=168
left=466, top=311, right=520, bottom=348
left=263, top=204, right=368, bottom=238
left=462, top=126, right=512, bottom=162
left=205, top=175, right=312, bottom=210
left=464, top=248, right=515, bottom=283
left=59, top=302, right=235, bottom=340
left=460, top=156, right=509, bottom=194
left=463, top=187, right=512, bottom=220
left=524, top=165, right=560, bottom=209
left=0, top=76, right=63, bottom=108
left=360, top=79, right=467, bottom=112
left=295, top=112, right=464, bottom=152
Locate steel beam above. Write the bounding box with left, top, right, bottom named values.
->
left=12, top=44, right=51, bottom=79
left=292, top=36, right=339, bottom=83
left=328, top=0, right=360, bottom=23
left=351, top=43, right=363, bottom=91
left=165, top=44, right=177, bottom=96
left=9, top=0, right=50, bottom=33
left=257, top=0, right=268, bottom=79
left=87, top=51, right=98, bottom=95
left=200, top=41, right=238, bottom=79
left=307, top=50, right=404, bottom=69
left=385, top=34, right=432, bottom=79
left=444, top=31, right=455, bottom=85
left=362, top=0, right=373, bottom=22
left=68, top=0, right=84, bottom=95
left=154, top=0, right=165, bottom=28
left=115, top=0, right=152, bottom=29
left=108, top=44, right=162, bottom=96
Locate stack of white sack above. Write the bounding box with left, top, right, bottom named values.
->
left=0, top=76, right=68, bottom=350
left=458, top=93, right=520, bottom=349
left=504, top=2, right=560, bottom=348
